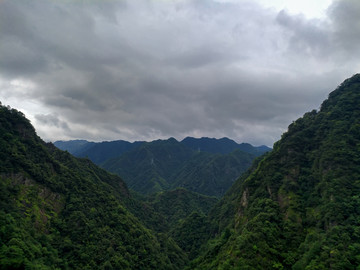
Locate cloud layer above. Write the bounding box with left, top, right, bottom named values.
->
left=0, top=0, right=359, bottom=146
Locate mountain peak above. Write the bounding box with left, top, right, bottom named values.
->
left=320, top=73, right=360, bottom=113
left=181, top=136, right=270, bottom=155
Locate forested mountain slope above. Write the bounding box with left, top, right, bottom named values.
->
left=2, top=74, right=359, bottom=269
left=172, top=150, right=254, bottom=197
left=146, top=188, right=218, bottom=229
left=102, top=138, right=194, bottom=195
left=0, top=104, right=187, bottom=269
left=101, top=140, right=256, bottom=197
left=192, top=74, right=360, bottom=269
left=55, top=137, right=270, bottom=197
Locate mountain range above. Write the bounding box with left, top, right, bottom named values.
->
left=55, top=137, right=270, bottom=197
left=1, top=74, right=360, bottom=269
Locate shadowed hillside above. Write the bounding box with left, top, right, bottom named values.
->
left=191, top=74, right=360, bottom=269
left=0, top=104, right=187, bottom=269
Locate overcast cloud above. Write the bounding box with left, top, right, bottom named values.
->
left=0, top=0, right=359, bottom=147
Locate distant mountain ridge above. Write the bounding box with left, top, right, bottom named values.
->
left=53, top=139, right=92, bottom=154
left=54, top=137, right=270, bottom=158
left=102, top=138, right=194, bottom=195
left=181, top=136, right=269, bottom=156
left=54, top=139, right=145, bottom=164
left=55, top=137, right=270, bottom=197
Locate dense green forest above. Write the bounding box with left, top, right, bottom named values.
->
left=101, top=140, right=256, bottom=197
left=55, top=136, right=270, bottom=197
left=1, top=74, right=360, bottom=269
left=0, top=104, right=188, bottom=269
left=191, top=74, right=360, bottom=269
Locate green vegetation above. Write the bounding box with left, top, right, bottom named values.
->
left=56, top=137, right=269, bottom=197
left=0, top=104, right=187, bottom=269
left=101, top=140, right=257, bottom=197
left=101, top=138, right=193, bottom=195
left=146, top=188, right=217, bottom=229
left=192, top=74, right=360, bottom=269
left=2, top=74, right=360, bottom=269
left=60, top=140, right=144, bottom=164
left=172, top=150, right=254, bottom=197
left=171, top=211, right=212, bottom=260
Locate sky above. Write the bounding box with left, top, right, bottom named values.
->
left=0, top=0, right=359, bottom=147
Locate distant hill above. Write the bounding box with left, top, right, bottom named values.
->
left=54, top=139, right=93, bottom=154
left=181, top=136, right=270, bottom=156
left=54, top=139, right=144, bottom=164
left=101, top=138, right=195, bottom=195
left=101, top=138, right=260, bottom=197
left=55, top=137, right=270, bottom=197
left=55, top=136, right=270, bottom=160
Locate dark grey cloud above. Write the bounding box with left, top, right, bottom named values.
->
left=328, top=0, right=360, bottom=56
left=0, top=0, right=358, bottom=147
left=276, top=11, right=331, bottom=58
left=276, top=0, right=360, bottom=64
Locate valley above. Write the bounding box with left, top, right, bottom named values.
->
left=1, top=74, right=360, bottom=269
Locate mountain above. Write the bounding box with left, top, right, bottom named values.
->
left=0, top=104, right=187, bottom=269
left=191, top=74, right=360, bottom=269
left=172, top=150, right=255, bottom=197
left=2, top=74, right=360, bottom=269
left=54, top=140, right=144, bottom=164
left=53, top=139, right=92, bottom=154
left=55, top=137, right=270, bottom=197
left=74, top=140, right=145, bottom=164
left=181, top=136, right=270, bottom=156
left=55, top=137, right=270, bottom=161
left=101, top=139, right=258, bottom=197
left=102, top=138, right=194, bottom=195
